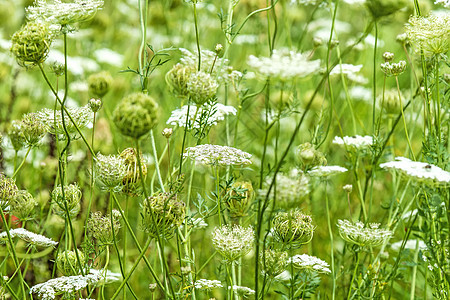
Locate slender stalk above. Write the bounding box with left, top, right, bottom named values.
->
left=325, top=183, right=336, bottom=300
left=150, top=130, right=165, bottom=192
left=11, top=146, right=31, bottom=179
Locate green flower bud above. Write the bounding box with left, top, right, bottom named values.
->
left=88, top=71, right=113, bottom=98
left=50, top=61, right=65, bottom=76
left=88, top=98, right=103, bottom=113
left=51, top=183, right=82, bottom=218
left=141, top=193, right=185, bottom=239
left=0, top=173, right=18, bottom=209
left=87, top=210, right=121, bottom=245
left=94, top=153, right=127, bottom=191
left=10, top=22, right=52, bottom=68
left=187, top=71, right=219, bottom=105
left=21, top=113, right=46, bottom=147
left=272, top=209, right=315, bottom=249
left=260, top=249, right=288, bottom=278
left=381, top=89, right=403, bottom=115
left=296, top=143, right=327, bottom=169
left=10, top=190, right=37, bottom=221
left=120, top=148, right=146, bottom=195
left=161, top=128, right=173, bottom=139
left=56, top=250, right=85, bottom=276
left=224, top=181, right=254, bottom=218
left=113, top=93, right=159, bottom=138
left=165, top=63, right=195, bottom=98
left=380, top=61, right=406, bottom=77
left=8, top=120, right=25, bottom=151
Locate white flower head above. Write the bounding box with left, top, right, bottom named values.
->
left=390, top=239, right=427, bottom=252
left=307, top=165, right=348, bottom=177
left=332, top=135, right=373, bottom=150
left=330, top=64, right=368, bottom=84
left=248, top=49, right=321, bottom=81
left=288, top=254, right=331, bottom=274
left=192, top=279, right=223, bottom=291
left=30, top=274, right=101, bottom=300
left=167, top=102, right=237, bottom=129
left=184, top=144, right=252, bottom=166
left=379, top=157, right=450, bottom=187
left=337, top=219, right=393, bottom=247
left=229, top=285, right=256, bottom=297
left=435, top=0, right=450, bottom=8
left=27, top=0, right=104, bottom=27
left=212, top=225, right=254, bottom=261
left=0, top=228, right=58, bottom=247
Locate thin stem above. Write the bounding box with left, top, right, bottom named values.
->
left=325, top=183, right=336, bottom=300
left=11, top=146, right=31, bottom=179
left=150, top=130, right=165, bottom=192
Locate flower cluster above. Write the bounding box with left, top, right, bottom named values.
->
left=260, top=249, right=288, bottom=277
left=9, top=190, right=37, bottom=221
left=94, top=153, right=128, bottom=191
left=296, top=143, right=327, bottom=168
left=330, top=63, right=367, bottom=84
left=26, top=0, right=104, bottom=27
left=332, top=135, right=373, bottom=150
left=184, top=144, right=252, bottom=166
left=36, top=105, right=92, bottom=138
left=87, top=210, right=121, bottom=245
left=379, top=157, right=450, bottom=187
left=248, top=49, right=321, bottom=81
left=337, top=219, right=393, bottom=248
left=0, top=173, right=18, bottom=208
left=380, top=60, right=407, bottom=77
left=51, top=183, right=82, bottom=218
left=192, top=279, right=223, bottom=291
left=166, top=103, right=237, bottom=129
left=0, top=228, right=58, bottom=247
left=186, top=71, right=219, bottom=105
left=405, top=14, right=450, bottom=57
left=288, top=254, right=331, bottom=274
left=30, top=273, right=101, bottom=300
left=56, top=250, right=85, bottom=275
left=307, top=165, right=348, bottom=177
left=223, top=181, right=254, bottom=217
left=272, top=209, right=314, bottom=248
left=212, top=225, right=254, bottom=262
left=230, top=285, right=256, bottom=297
left=263, top=170, right=310, bottom=209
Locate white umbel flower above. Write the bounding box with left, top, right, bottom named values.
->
left=184, top=144, right=252, bottom=166
left=0, top=228, right=58, bottom=247
left=337, top=219, right=393, bottom=247
left=330, top=63, right=368, bottom=84
left=332, top=135, right=373, bottom=150
left=192, top=279, right=223, bottom=290
left=288, top=254, right=331, bottom=274
left=248, top=49, right=321, bottom=81
left=230, top=285, right=256, bottom=297
left=307, top=166, right=348, bottom=177
left=390, top=239, right=427, bottom=252
left=212, top=225, right=254, bottom=261
left=36, top=104, right=92, bottom=137
left=435, top=0, right=450, bottom=8
left=30, top=273, right=101, bottom=300
left=27, top=0, right=104, bottom=26
left=379, top=157, right=450, bottom=186
left=167, top=103, right=237, bottom=129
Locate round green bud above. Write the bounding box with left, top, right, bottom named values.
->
left=10, top=22, right=52, bottom=68
left=119, top=148, right=147, bottom=195
left=381, top=89, right=403, bottom=115
left=141, top=192, right=185, bottom=239
left=88, top=71, right=113, bottom=98
left=187, top=71, right=219, bottom=105
left=21, top=113, right=46, bottom=147
left=56, top=250, right=85, bottom=276
left=8, top=120, right=25, bottom=151
left=87, top=210, right=121, bottom=245
left=113, top=93, right=159, bottom=138
left=272, top=209, right=315, bottom=249
left=88, top=98, right=103, bottom=113
left=51, top=183, right=82, bottom=218
left=296, top=143, right=327, bottom=169
left=260, top=249, right=288, bottom=277
left=165, top=63, right=195, bottom=98
left=10, top=190, right=37, bottom=221
left=224, top=181, right=254, bottom=218
left=0, top=173, right=18, bottom=209
left=50, top=61, right=65, bottom=77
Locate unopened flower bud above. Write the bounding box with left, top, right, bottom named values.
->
left=95, top=153, right=127, bottom=190
left=380, top=60, right=406, bottom=77
left=148, top=283, right=157, bottom=292
left=187, top=71, right=219, bottom=105
left=8, top=120, right=25, bottom=151
left=51, top=183, right=82, bottom=218
left=380, top=89, right=403, bottom=115
left=88, top=71, right=113, bottom=98
left=224, top=181, right=254, bottom=218
left=273, top=209, right=314, bottom=249
left=162, top=128, right=173, bottom=138
left=120, top=148, right=147, bottom=195
left=165, top=63, right=194, bottom=98
left=56, top=250, right=85, bottom=276
left=87, top=210, right=121, bottom=245
left=0, top=174, right=18, bottom=209
left=88, top=98, right=102, bottom=113
left=260, top=249, right=288, bottom=277
left=343, top=184, right=353, bottom=193
left=113, top=93, right=159, bottom=138
left=382, top=52, right=394, bottom=62
left=296, top=143, right=327, bottom=168
left=10, top=190, right=37, bottom=221
left=313, top=37, right=323, bottom=47
left=51, top=62, right=65, bottom=76
left=215, top=44, right=223, bottom=54
left=20, top=113, right=46, bottom=147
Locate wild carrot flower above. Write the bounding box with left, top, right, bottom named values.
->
left=435, top=0, right=450, bottom=8
left=141, top=193, right=185, bottom=239
left=337, top=219, right=393, bottom=248
left=192, top=279, right=223, bottom=290
left=88, top=71, right=112, bottom=98
left=332, top=135, right=373, bottom=150
left=223, top=181, right=254, bottom=217
left=405, top=13, right=450, bottom=57
left=0, top=228, right=58, bottom=247
left=307, top=165, right=348, bottom=177
left=87, top=210, right=121, bottom=245
left=230, top=285, right=255, bottom=297
left=51, top=183, right=82, bottom=218
left=390, top=239, right=427, bottom=252
left=30, top=273, right=101, bottom=300
left=119, top=148, right=147, bottom=195
left=56, top=250, right=85, bottom=275
left=26, top=0, right=104, bottom=26
left=263, top=170, right=310, bottom=209
left=212, top=225, right=254, bottom=262
left=184, top=144, right=252, bottom=166
left=272, top=209, right=315, bottom=248
left=260, top=249, right=288, bottom=277
left=247, top=49, right=321, bottom=81
left=167, top=102, right=237, bottom=129
left=93, top=154, right=126, bottom=190
left=113, top=93, right=159, bottom=138
left=330, top=63, right=368, bottom=84
left=9, top=190, right=37, bottom=221
left=36, top=104, right=92, bottom=138
left=186, top=71, right=219, bottom=105
left=296, top=142, right=327, bottom=168
left=379, top=157, right=450, bottom=186
left=380, top=60, right=406, bottom=76
left=20, top=113, right=47, bottom=147
left=288, top=254, right=331, bottom=274
left=0, top=173, right=18, bottom=208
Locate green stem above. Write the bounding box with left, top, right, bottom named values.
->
left=150, top=130, right=165, bottom=192
left=325, top=183, right=336, bottom=300
left=193, top=2, right=201, bottom=71
left=395, top=76, right=416, bottom=161
left=11, top=146, right=31, bottom=179
left=347, top=252, right=360, bottom=300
